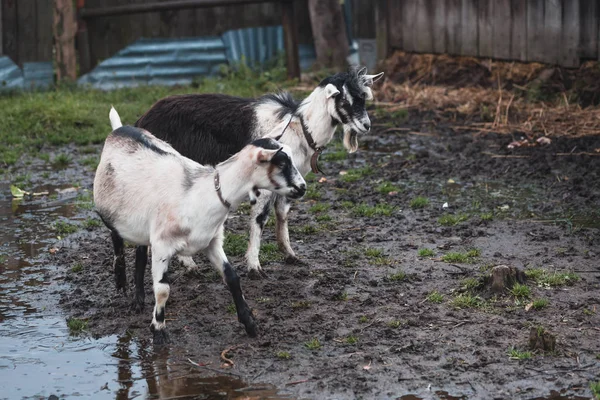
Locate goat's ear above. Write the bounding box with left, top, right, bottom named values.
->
left=357, top=66, right=367, bottom=76
left=325, top=83, right=340, bottom=98
left=254, top=148, right=279, bottom=164
left=364, top=72, right=384, bottom=86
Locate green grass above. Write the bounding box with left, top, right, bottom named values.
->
left=0, top=64, right=292, bottom=165
left=291, top=300, right=311, bottom=309
left=365, top=248, right=384, bottom=258
left=410, top=196, right=429, bottom=209
left=531, top=298, right=549, bottom=310
left=461, top=277, right=480, bottom=292
left=480, top=212, right=493, bottom=221
left=226, top=303, right=236, bottom=315
left=352, top=203, right=395, bottom=217
left=53, top=220, right=78, bottom=236
left=590, top=381, right=600, bottom=399
left=276, top=351, right=291, bottom=360
left=438, top=214, right=470, bottom=226
left=388, top=271, right=407, bottom=282
left=66, top=318, right=88, bottom=334
left=53, top=154, right=72, bottom=168
left=508, top=347, right=533, bottom=360
left=340, top=166, right=373, bottom=183
left=377, top=181, right=400, bottom=195
left=305, top=338, right=321, bottom=350
left=322, top=149, right=347, bottom=162
left=418, top=248, right=435, bottom=257
left=81, top=155, right=100, bottom=170
left=309, top=203, right=330, bottom=213
left=388, top=320, right=402, bottom=328
left=71, top=263, right=84, bottom=273
left=223, top=233, right=247, bottom=257
left=305, top=183, right=322, bottom=200
left=358, top=315, right=368, bottom=323
left=316, top=214, right=332, bottom=222
left=342, top=336, right=358, bottom=345
left=510, top=283, right=531, bottom=299
left=442, top=249, right=480, bottom=263
left=451, top=293, right=482, bottom=309
left=259, top=243, right=282, bottom=264
left=426, top=290, right=444, bottom=303
left=82, top=218, right=102, bottom=229
left=525, top=268, right=580, bottom=287
left=334, top=292, right=349, bottom=301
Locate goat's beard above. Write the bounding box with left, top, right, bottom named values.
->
left=342, top=126, right=359, bottom=153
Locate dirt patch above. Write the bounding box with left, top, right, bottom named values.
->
left=49, top=108, right=600, bottom=399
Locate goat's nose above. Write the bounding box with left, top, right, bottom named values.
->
left=364, top=122, right=371, bottom=131
left=298, top=183, right=307, bottom=193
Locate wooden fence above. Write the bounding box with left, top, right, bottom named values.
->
left=375, top=0, right=600, bottom=68
left=1, top=0, right=53, bottom=66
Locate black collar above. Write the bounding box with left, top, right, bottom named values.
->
left=213, top=170, right=231, bottom=209
left=299, top=116, right=324, bottom=174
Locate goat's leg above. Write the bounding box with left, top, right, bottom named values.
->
left=208, top=228, right=257, bottom=337
left=245, top=192, right=274, bottom=279
left=274, top=195, right=302, bottom=264
left=149, top=245, right=172, bottom=345
left=132, top=245, right=148, bottom=313
left=110, top=229, right=127, bottom=293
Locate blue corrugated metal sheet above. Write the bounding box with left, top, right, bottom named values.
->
left=0, top=56, right=24, bottom=90
left=79, top=37, right=228, bottom=90
left=23, top=62, right=54, bottom=89
left=223, top=25, right=284, bottom=66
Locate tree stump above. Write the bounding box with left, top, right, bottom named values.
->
left=529, top=327, right=556, bottom=352
left=308, top=0, right=349, bottom=69
left=488, top=265, right=526, bottom=294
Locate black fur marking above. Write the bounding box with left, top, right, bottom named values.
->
left=155, top=308, right=165, bottom=323
left=135, top=94, right=256, bottom=166
left=252, top=138, right=281, bottom=150
left=270, top=149, right=297, bottom=188
left=159, top=273, right=170, bottom=284
left=255, top=201, right=271, bottom=228
left=112, top=126, right=169, bottom=156
left=258, top=92, right=299, bottom=119
left=133, top=245, right=148, bottom=313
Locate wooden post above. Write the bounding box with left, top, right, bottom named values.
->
left=53, top=0, right=77, bottom=81
left=75, top=0, right=91, bottom=75
left=375, top=0, right=389, bottom=63
left=281, top=0, right=300, bottom=79
left=308, top=0, right=349, bottom=69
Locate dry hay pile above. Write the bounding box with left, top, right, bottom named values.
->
left=376, top=51, right=600, bottom=139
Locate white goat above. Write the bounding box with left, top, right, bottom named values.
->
left=94, top=107, right=306, bottom=343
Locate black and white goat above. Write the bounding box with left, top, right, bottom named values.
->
left=135, top=67, right=383, bottom=277
left=94, top=107, right=306, bottom=343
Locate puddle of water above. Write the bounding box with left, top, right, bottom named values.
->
left=0, top=175, right=292, bottom=399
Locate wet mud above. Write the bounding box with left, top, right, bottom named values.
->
left=11, top=111, right=600, bottom=399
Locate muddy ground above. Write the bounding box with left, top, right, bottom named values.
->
left=47, top=108, right=600, bottom=399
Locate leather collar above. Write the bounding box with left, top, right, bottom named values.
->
left=299, top=116, right=323, bottom=174
left=213, top=170, right=231, bottom=209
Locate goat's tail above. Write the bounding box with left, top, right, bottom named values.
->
left=109, top=106, right=123, bottom=130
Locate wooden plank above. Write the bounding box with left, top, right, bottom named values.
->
left=376, top=0, right=390, bottom=59
left=579, top=0, right=598, bottom=59
left=54, top=0, right=77, bottom=80
left=560, top=0, right=579, bottom=67
left=36, top=0, right=53, bottom=62
left=352, top=0, right=375, bottom=38
left=2, top=0, right=19, bottom=64
left=432, top=0, right=446, bottom=54
left=510, top=0, right=527, bottom=61
left=17, top=0, right=37, bottom=64
left=401, top=0, right=418, bottom=52
left=445, top=0, right=461, bottom=55
left=478, top=0, right=494, bottom=58
left=543, top=0, right=561, bottom=64
left=459, top=0, right=478, bottom=56
left=526, top=0, right=545, bottom=63
left=281, top=0, right=300, bottom=79
left=414, top=0, right=433, bottom=53
left=492, top=0, right=511, bottom=60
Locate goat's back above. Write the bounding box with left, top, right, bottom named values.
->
left=136, top=94, right=258, bottom=166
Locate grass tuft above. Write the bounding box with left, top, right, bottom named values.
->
left=352, top=203, right=395, bottom=217
left=531, top=298, right=549, bottom=310
left=510, top=283, right=531, bottom=299
left=442, top=249, right=480, bottom=263
left=590, top=381, right=600, bottom=399
left=305, top=338, right=321, bottom=350
left=410, top=196, right=429, bottom=209
left=340, top=166, right=373, bottom=183
left=388, top=271, right=407, bottom=282
left=426, top=290, right=444, bottom=303
left=507, top=347, right=533, bottom=360
left=259, top=243, right=282, bottom=264
left=525, top=268, right=580, bottom=287
left=53, top=220, right=78, bottom=236
left=451, top=293, right=482, bottom=309
left=418, top=248, right=435, bottom=257
left=276, top=351, right=291, bottom=360
left=67, top=318, right=88, bottom=334
left=223, top=233, right=247, bottom=257
left=438, top=214, right=469, bottom=226
left=377, top=181, right=400, bottom=194
left=309, top=203, right=330, bottom=213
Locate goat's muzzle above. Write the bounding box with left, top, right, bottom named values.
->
left=288, top=183, right=306, bottom=199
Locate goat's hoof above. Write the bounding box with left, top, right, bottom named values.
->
left=131, top=299, right=145, bottom=314
left=150, top=325, right=170, bottom=345
left=242, top=316, right=258, bottom=338
left=285, top=255, right=305, bottom=265
left=248, top=268, right=268, bottom=280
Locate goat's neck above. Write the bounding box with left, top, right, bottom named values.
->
left=296, top=88, right=337, bottom=149
left=212, top=160, right=254, bottom=210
